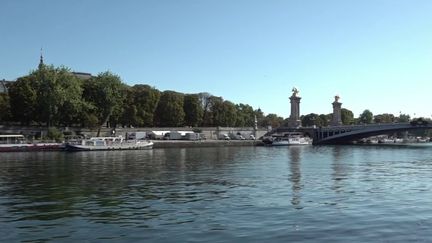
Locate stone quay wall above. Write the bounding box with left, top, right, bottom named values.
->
left=0, top=125, right=269, bottom=140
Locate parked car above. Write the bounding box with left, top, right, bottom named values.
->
left=222, top=134, right=230, bottom=140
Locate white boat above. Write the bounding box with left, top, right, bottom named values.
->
left=269, top=133, right=312, bottom=146
left=65, top=136, right=153, bottom=151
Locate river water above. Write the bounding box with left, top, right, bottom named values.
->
left=1, top=144, right=432, bottom=242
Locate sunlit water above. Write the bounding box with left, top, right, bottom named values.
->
left=1, top=144, right=432, bottom=242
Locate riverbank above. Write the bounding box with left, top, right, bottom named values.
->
left=152, top=140, right=264, bottom=148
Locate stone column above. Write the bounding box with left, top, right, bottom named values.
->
left=288, top=88, right=301, bottom=128
left=331, top=95, right=342, bottom=126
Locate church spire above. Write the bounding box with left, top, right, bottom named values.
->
left=38, top=48, right=44, bottom=69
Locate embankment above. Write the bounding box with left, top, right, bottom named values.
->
left=152, top=140, right=264, bottom=148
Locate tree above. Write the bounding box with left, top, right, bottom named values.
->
left=319, top=114, right=331, bottom=126
left=359, top=109, right=373, bottom=124
left=374, top=113, right=395, bottom=123
left=260, top=113, right=284, bottom=128
left=301, top=113, right=324, bottom=127
left=208, top=96, right=224, bottom=126
left=220, top=101, right=237, bottom=127
left=183, top=94, right=203, bottom=127
left=83, top=71, right=125, bottom=135
left=121, top=84, right=160, bottom=127
left=341, top=108, right=354, bottom=125
left=55, top=70, right=87, bottom=126
left=8, top=75, right=37, bottom=125
left=155, top=91, right=185, bottom=127
left=235, top=103, right=255, bottom=127
left=397, top=113, right=410, bottom=123
left=198, top=92, right=212, bottom=126
left=9, top=65, right=87, bottom=127
left=0, top=93, right=11, bottom=123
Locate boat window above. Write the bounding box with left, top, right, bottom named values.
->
left=0, top=135, right=25, bottom=144
left=95, top=140, right=105, bottom=146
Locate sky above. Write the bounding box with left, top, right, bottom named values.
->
left=1, top=0, right=432, bottom=119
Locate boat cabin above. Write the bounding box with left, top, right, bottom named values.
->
left=0, top=135, right=26, bottom=144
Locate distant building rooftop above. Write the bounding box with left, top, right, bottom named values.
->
left=72, top=72, right=93, bottom=80
left=0, top=79, right=14, bottom=94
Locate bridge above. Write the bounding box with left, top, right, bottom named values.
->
left=266, top=122, right=432, bottom=145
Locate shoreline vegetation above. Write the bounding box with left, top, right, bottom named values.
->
left=0, top=64, right=279, bottom=141
left=1, top=63, right=432, bottom=142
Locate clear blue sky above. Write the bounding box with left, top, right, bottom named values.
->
left=2, top=0, right=432, bottom=119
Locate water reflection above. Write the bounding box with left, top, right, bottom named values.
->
left=0, top=148, right=245, bottom=226
left=288, top=146, right=302, bottom=208
left=331, top=146, right=349, bottom=193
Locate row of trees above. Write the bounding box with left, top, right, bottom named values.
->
left=0, top=64, right=419, bottom=131
left=0, top=64, right=285, bottom=130
left=300, top=109, right=412, bottom=127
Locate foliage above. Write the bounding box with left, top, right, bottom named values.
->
left=122, top=84, right=161, bottom=127
left=235, top=103, right=255, bottom=127
left=373, top=113, right=395, bottom=123
left=83, top=71, right=125, bottom=130
left=220, top=101, right=237, bottom=127
left=319, top=114, right=331, bottom=126
left=8, top=65, right=84, bottom=126
left=198, top=92, right=213, bottom=126
left=341, top=108, right=354, bottom=125
left=183, top=94, right=203, bottom=127
left=0, top=93, right=11, bottom=122
left=8, top=75, right=38, bottom=125
left=155, top=91, right=185, bottom=127
left=301, top=113, right=322, bottom=127
left=359, top=109, right=373, bottom=124
left=397, top=113, right=410, bottom=123
left=46, top=127, right=64, bottom=142
left=259, top=113, right=284, bottom=128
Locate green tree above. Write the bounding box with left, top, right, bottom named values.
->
left=9, top=65, right=86, bottom=127
left=359, top=109, right=373, bottom=124
left=341, top=108, right=354, bottom=125
left=8, top=75, right=38, bottom=125
left=155, top=91, right=185, bottom=127
left=260, top=113, right=284, bottom=128
left=207, top=97, right=237, bottom=127
left=374, top=113, right=395, bottom=123
left=319, top=114, right=331, bottom=127
left=83, top=71, right=125, bottom=135
left=235, top=103, right=255, bottom=127
left=301, top=113, right=323, bottom=127
left=0, top=93, right=11, bottom=122
left=396, top=113, right=411, bottom=123
left=220, top=101, right=237, bottom=127
left=208, top=96, right=224, bottom=126
left=183, top=94, right=203, bottom=127
left=55, top=71, right=87, bottom=126
left=198, top=92, right=212, bottom=126
left=125, top=84, right=161, bottom=127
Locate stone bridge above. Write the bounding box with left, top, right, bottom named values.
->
left=266, top=122, right=432, bottom=145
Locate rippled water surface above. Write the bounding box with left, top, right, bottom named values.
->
left=1, top=145, right=432, bottom=242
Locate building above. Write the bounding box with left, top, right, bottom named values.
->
left=0, top=79, right=14, bottom=94
left=72, top=72, right=93, bottom=80
left=0, top=53, right=93, bottom=94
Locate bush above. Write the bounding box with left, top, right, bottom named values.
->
left=47, top=127, right=64, bottom=142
